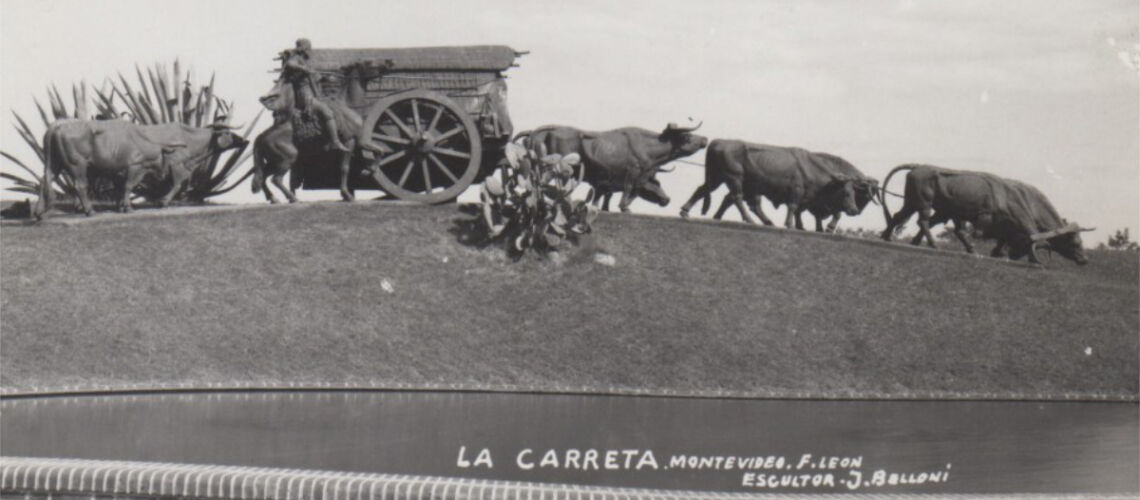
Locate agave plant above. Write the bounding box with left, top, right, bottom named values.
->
left=107, top=61, right=262, bottom=202
left=1, top=60, right=261, bottom=211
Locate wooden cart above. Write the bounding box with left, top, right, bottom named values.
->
left=298, top=45, right=524, bottom=203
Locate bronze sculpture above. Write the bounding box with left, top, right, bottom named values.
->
left=35, top=118, right=246, bottom=218
left=255, top=41, right=522, bottom=203
left=279, top=38, right=351, bottom=153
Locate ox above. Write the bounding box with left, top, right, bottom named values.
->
left=680, top=140, right=877, bottom=230
left=516, top=122, right=707, bottom=212
left=880, top=164, right=1092, bottom=265
left=36, top=119, right=246, bottom=218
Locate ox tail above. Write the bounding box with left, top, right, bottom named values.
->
left=251, top=140, right=264, bottom=194
left=880, top=164, right=915, bottom=228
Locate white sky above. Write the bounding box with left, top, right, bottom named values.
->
left=2, top=0, right=1137, bottom=242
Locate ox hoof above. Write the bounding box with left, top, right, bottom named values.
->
left=679, top=210, right=689, bottom=219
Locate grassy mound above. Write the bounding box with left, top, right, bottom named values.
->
left=1, top=202, right=1136, bottom=399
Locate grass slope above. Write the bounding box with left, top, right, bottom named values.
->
left=2, top=202, right=1136, bottom=399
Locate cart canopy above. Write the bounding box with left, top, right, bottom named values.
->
left=309, top=45, right=521, bottom=73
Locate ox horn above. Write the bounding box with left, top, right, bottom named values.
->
left=867, top=181, right=884, bottom=206
left=210, top=120, right=243, bottom=130
left=665, top=120, right=702, bottom=133
left=868, top=186, right=883, bottom=206
left=1030, top=222, right=1082, bottom=242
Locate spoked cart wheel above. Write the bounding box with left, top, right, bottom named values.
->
left=360, top=89, right=483, bottom=203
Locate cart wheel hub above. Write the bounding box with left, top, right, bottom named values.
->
left=414, top=137, right=434, bottom=154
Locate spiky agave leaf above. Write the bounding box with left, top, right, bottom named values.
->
left=5, top=186, right=42, bottom=196
left=72, top=81, right=88, bottom=120
left=190, top=85, right=206, bottom=127
left=172, top=59, right=182, bottom=123
left=11, top=111, right=45, bottom=164
left=1, top=150, right=43, bottom=183
left=202, top=163, right=257, bottom=198
left=198, top=73, right=215, bottom=127
left=146, top=66, right=168, bottom=123
left=92, top=85, right=120, bottom=120
left=181, top=82, right=196, bottom=124
left=117, top=72, right=153, bottom=124
left=0, top=171, right=41, bottom=190
left=33, top=97, right=51, bottom=129
left=50, top=84, right=72, bottom=120
left=130, top=66, right=159, bottom=124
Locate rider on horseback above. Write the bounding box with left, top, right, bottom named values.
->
left=281, top=38, right=350, bottom=152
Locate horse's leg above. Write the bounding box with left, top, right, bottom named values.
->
left=338, top=143, right=354, bottom=202
left=263, top=173, right=279, bottom=204
left=272, top=171, right=295, bottom=204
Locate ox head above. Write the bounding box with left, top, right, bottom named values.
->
left=816, top=175, right=863, bottom=216
left=854, top=179, right=881, bottom=211
left=638, top=176, right=671, bottom=207
left=1030, top=222, right=1094, bottom=266
left=208, top=119, right=248, bottom=151
left=660, top=121, right=708, bottom=159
